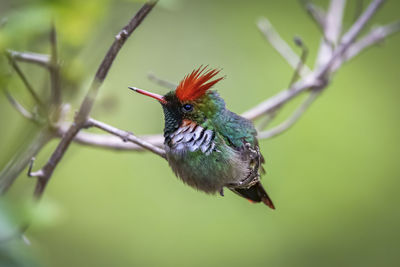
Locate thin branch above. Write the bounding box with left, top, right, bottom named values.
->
left=304, top=2, right=326, bottom=30
left=250, top=0, right=387, bottom=136
left=148, top=72, right=177, bottom=89
left=0, top=130, right=53, bottom=194
left=27, top=157, right=35, bottom=177
left=257, top=18, right=311, bottom=77
left=353, top=0, right=364, bottom=23
left=244, top=0, right=385, bottom=122
left=86, top=118, right=166, bottom=157
left=56, top=122, right=164, bottom=151
left=288, top=36, right=309, bottom=87
left=340, top=0, right=384, bottom=47
left=241, top=75, right=321, bottom=121
left=77, top=2, right=157, bottom=124
left=315, top=0, right=346, bottom=67
left=5, top=52, right=45, bottom=108
left=256, top=109, right=279, bottom=131
left=323, top=0, right=385, bottom=74
left=29, top=1, right=158, bottom=199
left=326, top=0, right=346, bottom=44
left=49, top=23, right=61, bottom=108
left=333, top=21, right=400, bottom=71
left=3, top=89, right=34, bottom=120
left=258, top=91, right=320, bottom=139
left=72, top=130, right=164, bottom=151
left=7, top=50, right=50, bottom=68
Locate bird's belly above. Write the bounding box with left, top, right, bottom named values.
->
left=164, top=120, right=250, bottom=194
left=165, top=144, right=248, bottom=194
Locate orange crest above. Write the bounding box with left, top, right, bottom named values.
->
left=175, top=66, right=224, bottom=101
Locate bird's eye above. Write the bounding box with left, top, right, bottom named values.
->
left=182, top=103, right=193, bottom=113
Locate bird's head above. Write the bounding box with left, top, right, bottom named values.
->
left=129, top=66, right=225, bottom=135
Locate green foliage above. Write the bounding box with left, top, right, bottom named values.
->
left=0, top=200, right=35, bottom=266
left=0, top=0, right=110, bottom=50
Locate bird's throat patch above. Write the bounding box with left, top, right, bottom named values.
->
left=167, top=119, right=215, bottom=155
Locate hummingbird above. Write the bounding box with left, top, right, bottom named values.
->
left=129, top=66, right=275, bottom=209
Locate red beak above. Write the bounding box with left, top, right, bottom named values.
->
left=128, top=87, right=167, bottom=104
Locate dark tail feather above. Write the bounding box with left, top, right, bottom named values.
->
left=231, top=182, right=275, bottom=209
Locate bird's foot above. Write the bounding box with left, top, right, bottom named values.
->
left=227, top=176, right=259, bottom=189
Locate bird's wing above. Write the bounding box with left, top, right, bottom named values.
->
left=215, top=110, right=265, bottom=177
left=214, top=110, right=274, bottom=209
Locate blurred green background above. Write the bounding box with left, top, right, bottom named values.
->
left=1, top=0, right=400, bottom=266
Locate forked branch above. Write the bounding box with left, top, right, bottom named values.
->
left=2, top=0, right=399, bottom=201
left=5, top=1, right=159, bottom=199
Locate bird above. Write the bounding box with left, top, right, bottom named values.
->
left=129, top=66, right=275, bottom=209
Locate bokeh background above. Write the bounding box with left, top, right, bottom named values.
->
left=0, top=0, right=399, bottom=266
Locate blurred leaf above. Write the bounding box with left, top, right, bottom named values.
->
left=0, top=0, right=110, bottom=51
left=0, top=199, right=38, bottom=266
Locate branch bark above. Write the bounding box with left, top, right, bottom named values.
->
left=315, top=0, right=346, bottom=68
left=86, top=118, right=165, bottom=157
left=3, top=89, right=35, bottom=121
left=258, top=91, right=320, bottom=139
left=305, top=2, right=326, bottom=30
left=71, top=130, right=164, bottom=151
left=27, top=1, right=158, bottom=199
left=244, top=0, right=386, bottom=132
left=6, top=50, right=50, bottom=68
left=148, top=72, right=177, bottom=89
left=257, top=18, right=311, bottom=77
left=241, top=76, right=321, bottom=120
left=340, top=0, right=384, bottom=46
left=49, top=24, right=61, bottom=109
left=0, top=130, right=53, bottom=194
left=5, top=52, right=45, bottom=109
left=333, top=20, right=400, bottom=71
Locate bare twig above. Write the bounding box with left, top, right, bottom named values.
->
left=244, top=0, right=386, bottom=123
left=71, top=130, right=164, bottom=151
left=333, top=21, right=400, bottom=71
left=315, top=0, right=346, bottom=67
left=7, top=50, right=50, bottom=68
left=256, top=110, right=279, bottom=131
left=353, top=0, right=364, bottom=23
left=304, top=2, right=326, bottom=30
left=289, top=36, right=309, bottom=87
left=5, top=52, right=45, bottom=108
left=241, top=76, right=321, bottom=120
left=0, top=130, right=53, bottom=194
left=49, top=23, right=61, bottom=109
left=27, top=157, right=35, bottom=177
left=3, top=89, right=34, bottom=120
left=86, top=118, right=166, bottom=157
left=322, top=0, right=385, bottom=75
left=258, top=91, right=320, bottom=139
left=29, top=1, right=158, bottom=199
left=252, top=18, right=314, bottom=121
left=257, top=18, right=311, bottom=77
left=340, top=0, right=384, bottom=47
left=326, top=0, right=346, bottom=44
left=148, top=72, right=177, bottom=89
